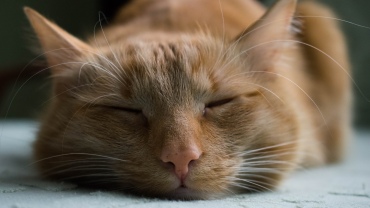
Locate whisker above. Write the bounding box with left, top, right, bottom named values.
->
left=243, top=152, right=297, bottom=165
left=241, top=160, right=301, bottom=170
left=60, top=173, right=120, bottom=181
left=246, top=82, right=285, bottom=104
left=296, top=15, right=370, bottom=29
left=227, top=181, right=260, bottom=192
left=210, top=0, right=226, bottom=71
left=236, top=167, right=285, bottom=175
left=28, top=153, right=127, bottom=167
left=93, top=13, right=126, bottom=76
left=239, top=140, right=299, bottom=156
left=233, top=173, right=280, bottom=183
left=228, top=177, right=274, bottom=192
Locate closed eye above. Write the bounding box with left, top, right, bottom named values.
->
left=206, top=98, right=234, bottom=108
left=108, top=106, right=142, bottom=114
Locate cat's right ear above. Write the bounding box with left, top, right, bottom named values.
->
left=232, top=0, right=297, bottom=74
left=24, top=7, right=93, bottom=77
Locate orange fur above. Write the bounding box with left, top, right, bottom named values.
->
left=25, top=0, right=351, bottom=199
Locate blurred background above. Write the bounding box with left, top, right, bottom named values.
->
left=0, top=0, right=369, bottom=128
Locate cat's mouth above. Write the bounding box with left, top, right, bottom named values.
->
left=158, top=178, right=197, bottom=199
left=169, top=186, right=199, bottom=200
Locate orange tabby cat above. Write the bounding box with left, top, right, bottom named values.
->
left=25, top=0, right=351, bottom=199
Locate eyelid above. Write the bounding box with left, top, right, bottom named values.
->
left=108, top=106, right=142, bottom=114
left=206, top=98, right=234, bottom=108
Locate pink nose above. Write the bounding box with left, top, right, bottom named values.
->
left=160, top=147, right=202, bottom=181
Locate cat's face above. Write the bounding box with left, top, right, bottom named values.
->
left=38, top=36, right=297, bottom=199
left=27, top=0, right=299, bottom=199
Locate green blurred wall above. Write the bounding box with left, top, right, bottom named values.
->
left=0, top=0, right=369, bottom=128
left=0, top=0, right=99, bottom=66
left=0, top=0, right=99, bottom=118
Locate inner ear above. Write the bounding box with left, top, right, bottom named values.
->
left=232, top=0, right=297, bottom=72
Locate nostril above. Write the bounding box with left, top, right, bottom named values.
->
left=163, top=161, right=175, bottom=169
left=188, top=159, right=197, bottom=167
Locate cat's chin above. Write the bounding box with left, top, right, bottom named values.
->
left=164, top=187, right=207, bottom=200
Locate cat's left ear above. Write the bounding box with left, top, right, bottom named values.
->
left=234, top=0, right=297, bottom=72
left=24, top=7, right=93, bottom=76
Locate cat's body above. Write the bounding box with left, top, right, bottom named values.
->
left=26, top=0, right=351, bottom=199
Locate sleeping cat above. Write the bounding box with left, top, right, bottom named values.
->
left=25, top=0, right=351, bottom=200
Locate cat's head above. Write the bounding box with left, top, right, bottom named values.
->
left=26, top=0, right=300, bottom=199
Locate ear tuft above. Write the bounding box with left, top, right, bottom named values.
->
left=290, top=16, right=303, bottom=35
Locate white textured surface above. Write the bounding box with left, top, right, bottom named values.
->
left=0, top=121, right=369, bottom=208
